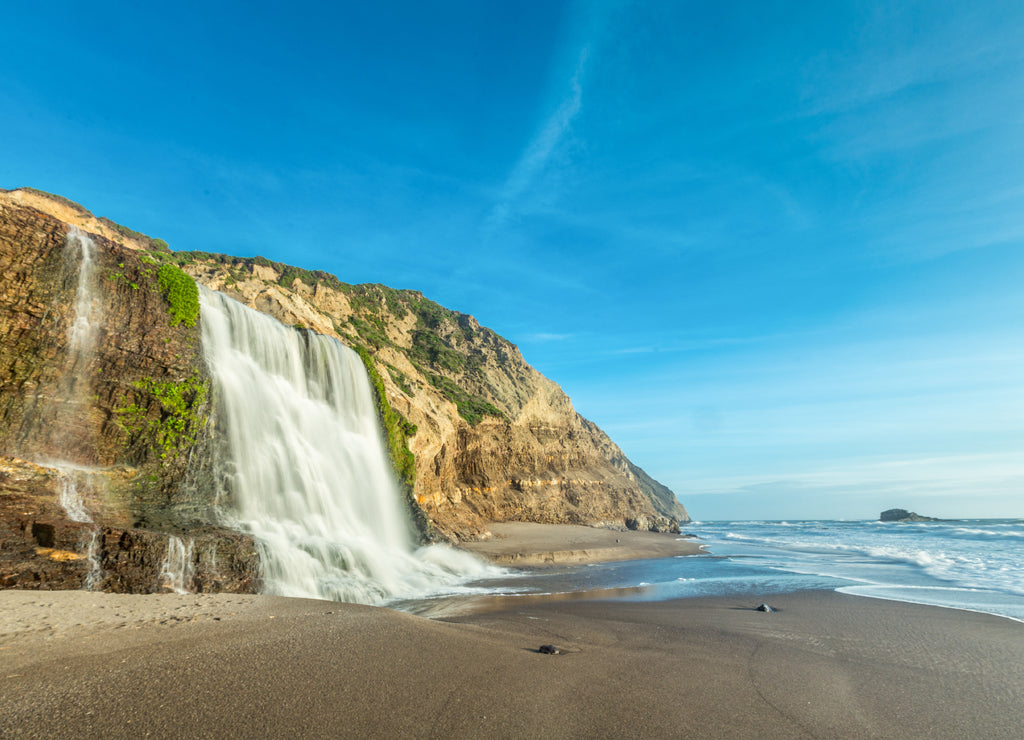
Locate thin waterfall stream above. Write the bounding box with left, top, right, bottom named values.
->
left=66, top=226, right=100, bottom=360
left=36, top=227, right=107, bottom=588
left=199, top=287, right=495, bottom=603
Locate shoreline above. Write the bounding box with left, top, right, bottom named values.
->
left=836, top=585, right=1024, bottom=626
left=3, top=524, right=1022, bottom=736
left=459, top=521, right=703, bottom=566
left=2, top=588, right=1021, bottom=738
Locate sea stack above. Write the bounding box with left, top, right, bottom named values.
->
left=879, top=509, right=941, bottom=523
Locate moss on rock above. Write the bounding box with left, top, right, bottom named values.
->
left=157, top=264, right=199, bottom=327
left=354, top=346, right=435, bottom=540
left=116, top=375, right=209, bottom=460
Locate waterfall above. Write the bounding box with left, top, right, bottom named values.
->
left=35, top=227, right=115, bottom=594
left=66, top=226, right=100, bottom=361
left=47, top=230, right=102, bottom=556
left=200, top=287, right=493, bottom=603
left=160, top=536, right=195, bottom=594
left=83, top=530, right=103, bottom=590
left=40, top=227, right=103, bottom=466
left=56, top=465, right=94, bottom=523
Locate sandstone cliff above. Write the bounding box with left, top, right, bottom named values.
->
left=178, top=255, right=688, bottom=539
left=0, top=188, right=687, bottom=591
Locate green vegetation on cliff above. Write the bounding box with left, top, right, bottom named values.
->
left=353, top=346, right=435, bottom=540
left=117, top=375, right=209, bottom=460
left=425, top=373, right=504, bottom=426
left=334, top=284, right=503, bottom=425
left=157, top=264, right=199, bottom=327
left=355, top=347, right=417, bottom=490
left=162, top=251, right=505, bottom=426
left=99, top=217, right=166, bottom=251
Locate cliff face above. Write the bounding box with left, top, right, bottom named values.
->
left=180, top=256, right=688, bottom=539
left=0, top=192, right=258, bottom=591
left=0, top=188, right=687, bottom=592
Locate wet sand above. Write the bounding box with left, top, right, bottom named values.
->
left=460, top=522, right=703, bottom=565
left=2, top=588, right=1022, bottom=738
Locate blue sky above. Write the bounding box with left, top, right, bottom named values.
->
left=3, top=1, right=1022, bottom=519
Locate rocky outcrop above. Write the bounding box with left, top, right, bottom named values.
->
left=0, top=458, right=258, bottom=592
left=880, top=508, right=941, bottom=523
left=0, top=194, right=212, bottom=521
left=0, top=191, right=258, bottom=592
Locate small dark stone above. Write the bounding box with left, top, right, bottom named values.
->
left=538, top=644, right=560, bottom=654
left=755, top=603, right=774, bottom=613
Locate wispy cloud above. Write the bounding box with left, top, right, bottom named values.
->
left=484, top=46, right=590, bottom=235
left=523, top=332, right=574, bottom=342
left=799, top=5, right=1024, bottom=120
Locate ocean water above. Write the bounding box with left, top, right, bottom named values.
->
left=400, top=519, right=1024, bottom=622
left=692, top=519, right=1024, bottom=622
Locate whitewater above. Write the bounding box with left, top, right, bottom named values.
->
left=692, top=519, right=1024, bottom=621
left=403, top=518, right=1024, bottom=622
left=199, top=287, right=496, bottom=604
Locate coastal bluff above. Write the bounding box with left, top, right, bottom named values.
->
left=0, top=188, right=687, bottom=592
left=178, top=252, right=688, bottom=540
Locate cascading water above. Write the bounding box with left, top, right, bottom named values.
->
left=66, top=226, right=100, bottom=358
left=83, top=531, right=103, bottom=590
left=160, top=536, right=195, bottom=594
left=56, top=464, right=94, bottom=524
left=199, top=287, right=494, bottom=603
left=48, top=228, right=103, bottom=581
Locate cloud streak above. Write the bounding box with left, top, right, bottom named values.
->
left=522, top=332, right=574, bottom=342
left=484, top=46, right=590, bottom=235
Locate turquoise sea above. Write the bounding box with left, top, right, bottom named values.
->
left=404, top=519, right=1024, bottom=622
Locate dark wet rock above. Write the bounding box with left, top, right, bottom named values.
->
left=0, top=460, right=261, bottom=592
left=0, top=196, right=224, bottom=527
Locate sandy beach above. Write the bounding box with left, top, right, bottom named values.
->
left=460, top=522, right=703, bottom=565
left=2, top=585, right=1022, bottom=738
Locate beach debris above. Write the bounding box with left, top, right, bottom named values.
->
left=538, top=644, right=561, bottom=654
left=755, top=603, right=775, bottom=613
